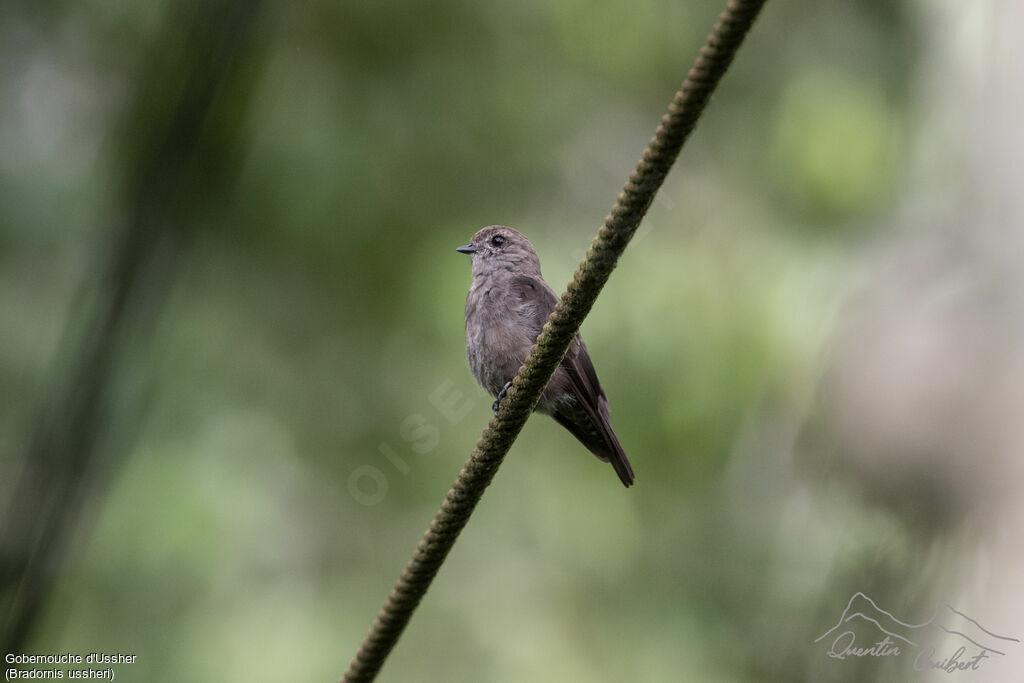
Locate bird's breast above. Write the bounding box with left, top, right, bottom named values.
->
left=465, top=277, right=533, bottom=396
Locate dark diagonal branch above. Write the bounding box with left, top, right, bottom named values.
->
left=341, top=1, right=768, bottom=680
left=0, top=0, right=265, bottom=651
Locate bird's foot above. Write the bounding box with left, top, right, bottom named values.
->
left=492, top=380, right=514, bottom=416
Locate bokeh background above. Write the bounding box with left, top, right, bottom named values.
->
left=3, top=0, right=1023, bottom=680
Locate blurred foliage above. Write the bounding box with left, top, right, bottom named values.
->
left=3, top=0, right=1022, bottom=681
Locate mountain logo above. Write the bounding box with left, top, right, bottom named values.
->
left=814, top=592, right=1020, bottom=674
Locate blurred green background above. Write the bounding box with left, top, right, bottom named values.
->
left=3, top=0, right=1023, bottom=681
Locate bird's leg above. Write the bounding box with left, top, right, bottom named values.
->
left=492, top=380, right=514, bottom=415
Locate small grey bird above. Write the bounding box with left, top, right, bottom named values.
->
left=457, top=226, right=635, bottom=487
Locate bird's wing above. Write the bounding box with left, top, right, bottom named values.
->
left=509, top=274, right=559, bottom=339
left=511, top=275, right=634, bottom=486
left=555, top=343, right=635, bottom=486
left=510, top=275, right=604, bottom=401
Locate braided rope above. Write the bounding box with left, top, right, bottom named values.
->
left=342, top=1, right=767, bottom=679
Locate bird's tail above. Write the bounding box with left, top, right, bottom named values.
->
left=599, top=411, right=635, bottom=487
left=553, top=396, right=635, bottom=487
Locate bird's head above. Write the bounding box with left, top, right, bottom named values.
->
left=456, top=226, right=542, bottom=277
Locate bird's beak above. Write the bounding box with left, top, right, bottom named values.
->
left=456, top=244, right=477, bottom=254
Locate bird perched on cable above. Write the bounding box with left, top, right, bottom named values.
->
left=456, top=226, right=635, bottom=487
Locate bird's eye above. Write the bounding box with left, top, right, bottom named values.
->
left=491, top=235, right=505, bottom=247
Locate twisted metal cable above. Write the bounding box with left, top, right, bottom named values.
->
left=342, top=1, right=767, bottom=680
